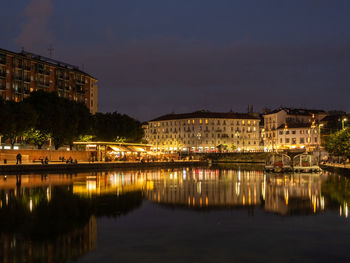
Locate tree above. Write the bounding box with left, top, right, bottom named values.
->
left=24, top=91, right=91, bottom=149
left=0, top=101, right=37, bottom=147
left=324, top=128, right=350, bottom=159
left=23, top=129, right=50, bottom=149
left=92, top=112, right=144, bottom=142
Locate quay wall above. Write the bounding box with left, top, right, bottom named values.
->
left=0, top=161, right=208, bottom=174
left=320, top=164, right=350, bottom=176
left=203, top=152, right=268, bottom=163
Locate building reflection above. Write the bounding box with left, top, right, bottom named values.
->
left=264, top=174, right=326, bottom=215
left=144, top=169, right=264, bottom=208
left=142, top=168, right=327, bottom=215
left=0, top=216, right=96, bottom=263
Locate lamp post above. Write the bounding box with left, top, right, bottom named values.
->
left=342, top=118, right=347, bottom=130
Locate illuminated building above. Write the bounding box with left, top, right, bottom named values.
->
left=0, top=48, right=98, bottom=114
left=263, top=108, right=327, bottom=151
left=143, top=110, right=262, bottom=152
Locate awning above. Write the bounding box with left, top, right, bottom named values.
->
left=108, top=146, right=130, bottom=152
left=126, top=146, right=147, bottom=152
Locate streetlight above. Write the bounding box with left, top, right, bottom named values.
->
left=342, top=118, right=348, bottom=130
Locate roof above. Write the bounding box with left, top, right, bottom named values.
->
left=149, top=110, right=260, bottom=122
left=0, top=47, right=97, bottom=79
left=264, top=107, right=326, bottom=116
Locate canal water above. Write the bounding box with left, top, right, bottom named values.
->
left=0, top=166, right=349, bottom=263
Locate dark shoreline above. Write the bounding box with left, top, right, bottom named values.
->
left=320, top=164, right=350, bottom=176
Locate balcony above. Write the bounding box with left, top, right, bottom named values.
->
left=0, top=85, right=6, bottom=91
left=0, top=71, right=5, bottom=78
left=37, top=81, right=50, bottom=88
left=24, top=77, right=31, bottom=83
left=23, top=65, right=31, bottom=71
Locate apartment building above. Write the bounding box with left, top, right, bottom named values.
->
left=143, top=111, right=262, bottom=152
left=263, top=108, right=327, bottom=151
left=0, top=48, right=98, bottom=114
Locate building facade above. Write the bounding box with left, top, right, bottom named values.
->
left=143, top=111, right=262, bottom=152
left=0, top=48, right=98, bottom=114
left=263, top=108, right=327, bottom=151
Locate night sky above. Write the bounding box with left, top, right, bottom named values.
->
left=2, top=0, right=350, bottom=121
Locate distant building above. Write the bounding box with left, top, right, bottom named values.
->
left=0, top=48, right=98, bottom=114
left=143, top=110, right=262, bottom=152
left=263, top=108, right=327, bottom=151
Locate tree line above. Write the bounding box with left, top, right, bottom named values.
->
left=323, top=128, right=350, bottom=160
left=0, top=91, right=144, bottom=149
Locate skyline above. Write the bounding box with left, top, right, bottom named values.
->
left=2, top=0, right=350, bottom=121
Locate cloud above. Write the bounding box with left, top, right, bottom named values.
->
left=15, top=0, right=54, bottom=52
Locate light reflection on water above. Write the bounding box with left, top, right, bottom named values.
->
left=0, top=167, right=349, bottom=262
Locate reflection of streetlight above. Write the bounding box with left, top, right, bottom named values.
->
left=342, top=118, right=348, bottom=130
left=318, top=124, right=324, bottom=164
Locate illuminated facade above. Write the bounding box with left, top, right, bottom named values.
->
left=143, top=111, right=262, bottom=152
left=263, top=108, right=327, bottom=151
left=0, top=48, right=98, bottom=114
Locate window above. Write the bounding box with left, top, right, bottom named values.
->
left=292, top=138, right=296, bottom=144
left=292, top=131, right=296, bottom=134
left=286, top=131, right=290, bottom=135
left=286, top=138, right=290, bottom=143
left=300, top=138, right=304, bottom=144
left=279, top=131, right=283, bottom=135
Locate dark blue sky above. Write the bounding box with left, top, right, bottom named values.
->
left=2, top=0, right=350, bottom=120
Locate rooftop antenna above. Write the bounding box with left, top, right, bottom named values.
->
left=48, top=44, right=54, bottom=58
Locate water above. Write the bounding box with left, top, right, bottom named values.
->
left=0, top=166, right=349, bottom=263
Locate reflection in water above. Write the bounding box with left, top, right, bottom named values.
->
left=0, top=168, right=347, bottom=262
left=0, top=173, right=143, bottom=263
left=0, top=216, right=96, bottom=263
left=144, top=169, right=264, bottom=209
left=143, top=168, right=327, bottom=215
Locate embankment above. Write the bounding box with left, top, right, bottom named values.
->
left=0, top=161, right=208, bottom=174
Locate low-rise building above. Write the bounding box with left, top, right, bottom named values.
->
left=143, top=110, right=262, bottom=152
left=263, top=108, right=327, bottom=151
